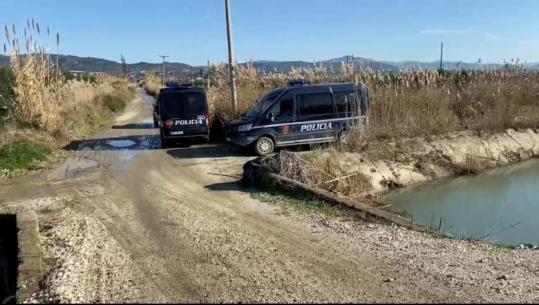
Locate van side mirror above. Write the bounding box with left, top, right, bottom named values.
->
left=269, top=112, right=275, bottom=122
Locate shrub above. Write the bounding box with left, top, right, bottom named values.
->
left=144, top=72, right=162, bottom=96
left=4, top=20, right=134, bottom=139
left=0, top=140, right=51, bottom=171
left=103, top=93, right=127, bottom=113
left=0, top=68, right=15, bottom=126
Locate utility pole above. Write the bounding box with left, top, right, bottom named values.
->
left=159, top=55, right=169, bottom=86
left=206, top=59, right=211, bottom=89
left=439, top=42, right=444, bottom=71
left=225, top=0, right=238, bottom=112
left=121, top=54, right=128, bottom=79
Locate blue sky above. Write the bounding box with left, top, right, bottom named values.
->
left=1, top=0, right=538, bottom=65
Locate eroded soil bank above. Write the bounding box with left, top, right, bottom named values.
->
left=292, top=128, right=539, bottom=201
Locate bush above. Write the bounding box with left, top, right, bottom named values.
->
left=0, top=68, right=15, bottom=126
left=62, top=71, right=96, bottom=84
left=103, top=93, right=127, bottom=113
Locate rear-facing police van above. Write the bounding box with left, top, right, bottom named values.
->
left=156, top=83, right=210, bottom=148
left=225, top=80, right=369, bottom=155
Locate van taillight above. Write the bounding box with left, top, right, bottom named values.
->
left=165, top=119, right=174, bottom=129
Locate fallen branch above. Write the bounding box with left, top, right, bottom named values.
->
left=321, top=171, right=363, bottom=185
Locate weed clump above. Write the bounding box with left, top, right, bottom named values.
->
left=0, top=140, right=50, bottom=171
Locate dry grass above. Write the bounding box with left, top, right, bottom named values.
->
left=3, top=21, right=134, bottom=140
left=1, top=20, right=134, bottom=175
left=205, top=62, right=539, bottom=146
left=144, top=72, right=163, bottom=96
left=279, top=150, right=372, bottom=201
left=206, top=62, right=337, bottom=121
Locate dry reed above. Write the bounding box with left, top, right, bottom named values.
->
left=3, top=20, right=134, bottom=140
left=204, top=62, right=539, bottom=145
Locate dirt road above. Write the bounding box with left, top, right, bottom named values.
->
left=1, top=90, right=537, bottom=303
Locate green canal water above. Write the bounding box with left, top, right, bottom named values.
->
left=386, top=159, right=539, bottom=247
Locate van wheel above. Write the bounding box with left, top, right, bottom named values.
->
left=254, top=136, right=275, bottom=156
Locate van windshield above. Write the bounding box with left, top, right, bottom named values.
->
left=161, top=92, right=206, bottom=116
left=245, top=88, right=284, bottom=117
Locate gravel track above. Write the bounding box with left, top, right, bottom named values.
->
left=0, top=89, right=537, bottom=303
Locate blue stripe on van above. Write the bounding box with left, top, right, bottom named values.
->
left=251, top=115, right=363, bottom=129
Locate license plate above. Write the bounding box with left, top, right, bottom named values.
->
left=170, top=131, right=184, bottom=135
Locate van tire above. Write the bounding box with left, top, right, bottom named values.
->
left=254, top=136, right=275, bottom=156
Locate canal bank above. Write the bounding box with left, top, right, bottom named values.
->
left=296, top=128, right=539, bottom=197
left=271, top=128, right=539, bottom=246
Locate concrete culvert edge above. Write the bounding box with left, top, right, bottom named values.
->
left=0, top=214, right=18, bottom=305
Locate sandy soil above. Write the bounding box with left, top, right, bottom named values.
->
left=0, top=89, right=537, bottom=303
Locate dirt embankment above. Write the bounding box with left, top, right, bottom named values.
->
left=283, top=129, right=539, bottom=201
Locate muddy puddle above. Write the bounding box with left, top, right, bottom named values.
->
left=386, top=159, right=539, bottom=247
left=67, top=135, right=161, bottom=151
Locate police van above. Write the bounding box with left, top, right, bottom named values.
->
left=225, top=80, right=369, bottom=155
left=156, top=84, right=210, bottom=148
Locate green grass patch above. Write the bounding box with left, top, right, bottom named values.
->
left=0, top=141, right=51, bottom=172
left=251, top=189, right=355, bottom=220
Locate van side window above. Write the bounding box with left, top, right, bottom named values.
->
left=297, top=93, right=334, bottom=120
left=334, top=91, right=355, bottom=117
left=267, top=95, right=294, bottom=123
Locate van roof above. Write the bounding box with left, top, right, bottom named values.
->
left=277, top=82, right=363, bottom=93
left=159, top=86, right=205, bottom=94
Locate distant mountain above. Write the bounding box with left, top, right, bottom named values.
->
left=246, top=60, right=315, bottom=73
left=383, top=60, right=504, bottom=71
left=322, top=56, right=398, bottom=71
left=0, top=55, right=9, bottom=67
left=0, top=54, right=196, bottom=74
left=245, top=56, right=398, bottom=73
left=0, top=54, right=537, bottom=74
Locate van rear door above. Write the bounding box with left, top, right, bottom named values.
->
left=160, top=90, right=208, bottom=136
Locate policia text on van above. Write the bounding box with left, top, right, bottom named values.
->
left=225, top=81, right=369, bottom=156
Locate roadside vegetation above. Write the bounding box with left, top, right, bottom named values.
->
left=203, top=62, right=539, bottom=139
left=199, top=61, right=539, bottom=201
left=144, top=72, right=162, bottom=97
left=0, top=21, right=134, bottom=177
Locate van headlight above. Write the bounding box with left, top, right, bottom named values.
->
left=237, top=124, right=253, bottom=132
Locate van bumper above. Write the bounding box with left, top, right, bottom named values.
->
left=225, top=135, right=257, bottom=147
left=163, top=134, right=209, bottom=142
